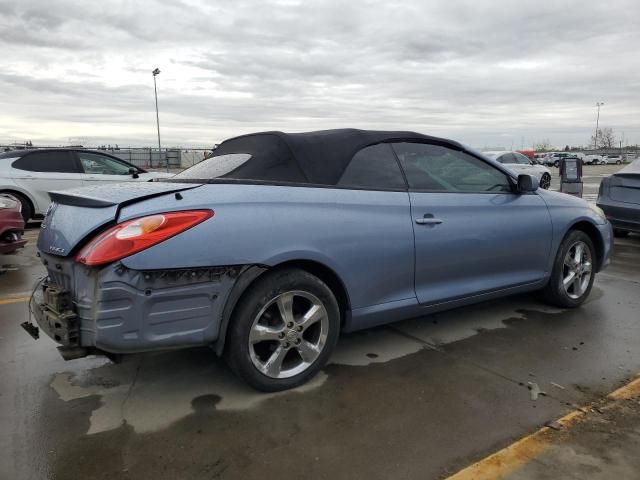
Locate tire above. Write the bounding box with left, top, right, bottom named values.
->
left=553, top=160, right=560, bottom=168
left=541, top=230, right=596, bottom=308
left=1, top=191, right=32, bottom=223
left=613, top=229, right=629, bottom=238
left=225, top=268, right=340, bottom=392
left=616, top=160, right=622, bottom=165
left=539, top=173, right=551, bottom=189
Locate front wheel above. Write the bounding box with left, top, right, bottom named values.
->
left=225, top=268, right=340, bottom=392
left=541, top=230, right=596, bottom=308
left=539, top=173, right=551, bottom=189
left=554, top=160, right=560, bottom=168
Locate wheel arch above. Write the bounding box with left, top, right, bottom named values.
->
left=567, top=220, right=605, bottom=271
left=215, top=259, right=351, bottom=356
left=0, top=187, right=37, bottom=215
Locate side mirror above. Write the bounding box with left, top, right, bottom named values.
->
left=517, top=174, right=538, bottom=193
left=129, top=167, right=139, bottom=179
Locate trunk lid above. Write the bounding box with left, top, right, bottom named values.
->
left=609, top=173, right=640, bottom=205
left=38, top=182, right=201, bottom=257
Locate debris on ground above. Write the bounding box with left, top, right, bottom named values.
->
left=528, top=382, right=545, bottom=400
left=544, top=420, right=563, bottom=431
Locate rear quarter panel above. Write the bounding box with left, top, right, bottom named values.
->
left=118, top=184, right=416, bottom=310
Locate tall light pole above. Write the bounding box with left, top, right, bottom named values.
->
left=594, top=102, right=604, bottom=150
left=152, top=68, right=166, bottom=171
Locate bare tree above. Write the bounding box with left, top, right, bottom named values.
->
left=590, top=128, right=616, bottom=149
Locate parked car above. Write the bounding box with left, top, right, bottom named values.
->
left=0, top=194, right=27, bottom=254
left=26, top=129, right=613, bottom=391
left=532, top=153, right=547, bottom=165
left=516, top=149, right=535, bottom=160
left=604, top=154, right=623, bottom=165
left=584, top=154, right=606, bottom=165
left=0, top=149, right=174, bottom=222
left=597, top=159, right=640, bottom=237
left=547, top=152, right=582, bottom=168
left=483, top=151, right=552, bottom=189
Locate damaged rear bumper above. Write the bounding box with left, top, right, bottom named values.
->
left=29, top=252, right=247, bottom=358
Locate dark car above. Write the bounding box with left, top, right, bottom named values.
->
left=0, top=194, right=27, bottom=254
left=597, top=160, right=640, bottom=237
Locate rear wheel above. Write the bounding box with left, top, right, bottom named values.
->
left=541, top=230, right=596, bottom=308
left=616, top=160, right=622, bottom=165
left=539, top=173, right=551, bottom=189
left=554, top=160, right=560, bottom=168
left=225, top=268, right=340, bottom=392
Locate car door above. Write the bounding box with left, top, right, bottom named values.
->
left=391, top=142, right=553, bottom=305
left=76, top=151, right=139, bottom=185
left=335, top=143, right=416, bottom=309
left=10, top=150, right=85, bottom=213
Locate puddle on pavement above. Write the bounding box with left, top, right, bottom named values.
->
left=48, top=295, right=564, bottom=435
left=50, top=351, right=328, bottom=435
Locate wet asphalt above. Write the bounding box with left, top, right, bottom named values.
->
left=1, top=165, right=638, bottom=480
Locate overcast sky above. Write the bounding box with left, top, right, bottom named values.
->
left=1, top=0, right=639, bottom=149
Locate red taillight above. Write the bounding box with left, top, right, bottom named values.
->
left=76, top=210, right=214, bottom=266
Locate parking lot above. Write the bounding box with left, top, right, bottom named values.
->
left=1, top=164, right=639, bottom=480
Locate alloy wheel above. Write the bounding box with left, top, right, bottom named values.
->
left=562, top=241, right=593, bottom=300
left=540, top=174, right=551, bottom=189
left=248, top=290, right=329, bottom=378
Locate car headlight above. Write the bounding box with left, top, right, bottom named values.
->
left=0, top=196, right=18, bottom=210
left=590, top=204, right=607, bottom=221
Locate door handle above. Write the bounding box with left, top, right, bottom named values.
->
left=415, top=215, right=443, bottom=225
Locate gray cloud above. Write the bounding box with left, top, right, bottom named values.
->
left=0, top=0, right=638, bottom=148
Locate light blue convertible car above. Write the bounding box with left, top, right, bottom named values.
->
left=26, top=129, right=613, bottom=391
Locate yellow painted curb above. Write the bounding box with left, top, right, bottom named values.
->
left=445, top=408, right=586, bottom=480
left=0, top=295, right=31, bottom=305
left=445, top=374, right=640, bottom=480
left=608, top=376, right=640, bottom=401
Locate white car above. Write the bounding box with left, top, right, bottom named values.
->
left=584, top=154, right=606, bottom=165
left=0, top=149, right=174, bottom=221
left=604, top=154, right=623, bottom=165
left=484, top=151, right=552, bottom=189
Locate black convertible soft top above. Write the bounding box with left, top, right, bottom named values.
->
left=173, top=129, right=465, bottom=186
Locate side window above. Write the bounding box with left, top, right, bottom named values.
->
left=513, top=153, right=531, bottom=164
left=78, top=152, right=133, bottom=175
left=392, top=143, right=512, bottom=193
left=12, top=151, right=78, bottom=173
left=337, top=143, right=406, bottom=190
left=500, top=153, right=516, bottom=163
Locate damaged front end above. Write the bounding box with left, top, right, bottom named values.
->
left=26, top=254, right=247, bottom=360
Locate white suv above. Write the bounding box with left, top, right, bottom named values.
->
left=0, top=149, right=174, bottom=221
